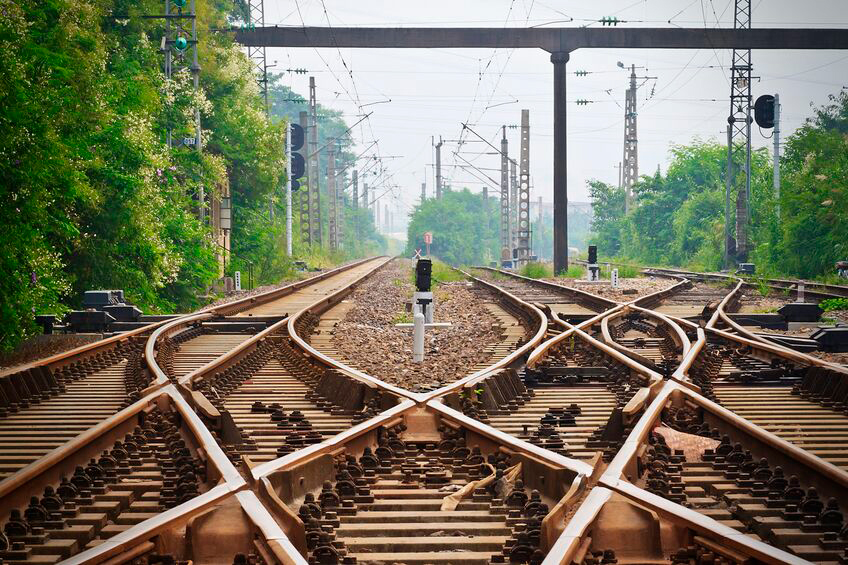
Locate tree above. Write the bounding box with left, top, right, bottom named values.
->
left=769, top=91, right=848, bottom=277
left=405, top=189, right=499, bottom=265
left=587, top=180, right=625, bottom=257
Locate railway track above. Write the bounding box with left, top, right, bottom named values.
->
left=3, top=257, right=848, bottom=565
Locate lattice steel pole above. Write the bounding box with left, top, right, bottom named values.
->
left=728, top=0, right=752, bottom=262
left=500, top=126, right=511, bottom=265
left=518, top=109, right=531, bottom=267
left=308, top=77, right=322, bottom=245
left=622, top=64, right=638, bottom=213
left=162, top=0, right=202, bottom=218
left=246, top=0, right=269, bottom=109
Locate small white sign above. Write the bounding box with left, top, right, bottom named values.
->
left=611, top=268, right=619, bottom=288
left=234, top=271, right=242, bottom=291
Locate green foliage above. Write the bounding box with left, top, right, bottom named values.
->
left=615, top=265, right=641, bottom=279
left=431, top=260, right=466, bottom=285
left=520, top=262, right=552, bottom=279
left=558, top=265, right=585, bottom=279
left=589, top=93, right=848, bottom=281
left=821, top=298, right=848, bottom=312
left=0, top=0, right=369, bottom=351
left=405, top=189, right=499, bottom=265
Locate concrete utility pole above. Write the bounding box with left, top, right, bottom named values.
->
left=308, top=77, right=322, bottom=245
left=327, top=140, right=338, bottom=251
left=622, top=64, right=638, bottom=213
left=352, top=169, right=358, bottom=210
left=728, top=0, right=753, bottom=262
left=421, top=181, right=426, bottom=202
left=385, top=204, right=390, bottom=233
left=518, top=109, right=532, bottom=268
left=510, top=158, right=518, bottom=253
left=299, top=111, right=311, bottom=245
left=773, top=93, right=781, bottom=220
left=363, top=182, right=370, bottom=219
left=500, top=126, right=511, bottom=264
left=435, top=137, right=443, bottom=199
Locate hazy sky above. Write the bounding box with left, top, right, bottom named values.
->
left=260, top=1, right=848, bottom=234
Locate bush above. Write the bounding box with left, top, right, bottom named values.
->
left=520, top=262, right=552, bottom=279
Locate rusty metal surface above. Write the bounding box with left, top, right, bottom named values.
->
left=4, top=261, right=848, bottom=565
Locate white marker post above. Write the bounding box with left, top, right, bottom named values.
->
left=413, top=312, right=425, bottom=362
left=234, top=271, right=242, bottom=291
left=797, top=282, right=805, bottom=303
left=396, top=317, right=452, bottom=363
left=611, top=268, right=619, bottom=288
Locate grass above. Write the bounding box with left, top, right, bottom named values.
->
left=392, top=311, right=412, bottom=324
left=431, top=260, right=466, bottom=285
left=557, top=265, right=585, bottom=279
left=821, top=298, right=848, bottom=312
left=519, top=261, right=553, bottom=279
left=616, top=265, right=641, bottom=278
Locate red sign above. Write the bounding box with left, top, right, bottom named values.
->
left=424, top=232, right=433, bottom=245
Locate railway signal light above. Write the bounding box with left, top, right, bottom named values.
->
left=173, top=0, right=187, bottom=7
left=754, top=94, right=775, bottom=128
left=174, top=36, right=188, bottom=51
left=415, top=259, right=432, bottom=292
left=289, top=123, right=305, bottom=191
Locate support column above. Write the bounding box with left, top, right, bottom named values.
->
left=552, top=52, right=569, bottom=274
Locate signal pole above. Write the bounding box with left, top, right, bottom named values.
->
left=773, top=93, right=781, bottom=220
left=728, top=0, right=753, bottom=262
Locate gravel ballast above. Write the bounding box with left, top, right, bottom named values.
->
left=330, top=260, right=506, bottom=392
left=543, top=276, right=677, bottom=301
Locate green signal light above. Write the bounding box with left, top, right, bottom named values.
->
left=175, top=36, right=188, bottom=51
left=173, top=0, right=188, bottom=7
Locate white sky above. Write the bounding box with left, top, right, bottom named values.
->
left=262, top=0, right=848, bottom=230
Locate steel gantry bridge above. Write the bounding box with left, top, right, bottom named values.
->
left=233, top=25, right=848, bottom=274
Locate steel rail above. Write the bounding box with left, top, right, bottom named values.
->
left=419, top=268, right=549, bottom=399
left=284, top=256, right=426, bottom=402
